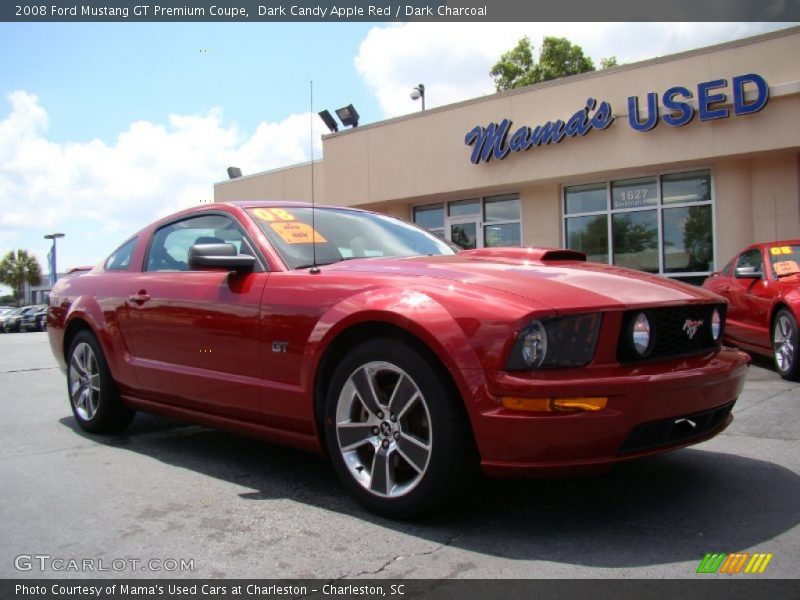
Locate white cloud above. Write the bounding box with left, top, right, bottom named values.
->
left=0, top=91, right=323, bottom=268
left=355, top=22, right=794, bottom=117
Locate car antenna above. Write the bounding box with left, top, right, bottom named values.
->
left=309, top=80, right=320, bottom=274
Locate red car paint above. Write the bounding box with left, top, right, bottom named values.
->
left=48, top=201, right=748, bottom=475
left=703, top=240, right=800, bottom=356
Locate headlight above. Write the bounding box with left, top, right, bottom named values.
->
left=631, top=312, right=652, bottom=356
left=507, top=314, right=602, bottom=370
left=711, top=307, right=722, bottom=341
left=520, top=321, right=548, bottom=368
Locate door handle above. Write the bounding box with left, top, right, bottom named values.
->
left=128, top=291, right=150, bottom=305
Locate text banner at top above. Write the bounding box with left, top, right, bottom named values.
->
left=3, top=0, right=800, bottom=22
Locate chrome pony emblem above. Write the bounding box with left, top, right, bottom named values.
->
left=683, top=319, right=704, bottom=340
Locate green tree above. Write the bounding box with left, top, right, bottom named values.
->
left=490, top=36, right=595, bottom=92
left=0, top=250, right=42, bottom=303
left=600, top=56, right=619, bottom=69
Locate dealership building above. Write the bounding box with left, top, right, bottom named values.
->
left=215, top=26, right=800, bottom=283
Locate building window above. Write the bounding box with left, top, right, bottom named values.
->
left=412, top=204, right=445, bottom=238
left=564, top=170, right=714, bottom=277
left=413, top=194, right=521, bottom=250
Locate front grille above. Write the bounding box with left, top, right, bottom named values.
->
left=617, top=304, right=724, bottom=363
left=619, top=401, right=735, bottom=453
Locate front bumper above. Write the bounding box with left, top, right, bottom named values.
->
left=474, top=348, right=749, bottom=477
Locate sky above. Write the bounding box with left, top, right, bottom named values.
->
left=0, top=21, right=796, bottom=295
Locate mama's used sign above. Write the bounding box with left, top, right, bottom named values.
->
left=464, top=73, right=768, bottom=165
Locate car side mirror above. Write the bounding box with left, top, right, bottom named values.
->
left=734, top=266, right=763, bottom=279
left=188, top=243, right=255, bottom=274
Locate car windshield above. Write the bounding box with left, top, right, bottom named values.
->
left=769, top=244, right=800, bottom=277
left=247, top=206, right=456, bottom=269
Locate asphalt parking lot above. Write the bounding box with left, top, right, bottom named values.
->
left=0, top=332, right=798, bottom=579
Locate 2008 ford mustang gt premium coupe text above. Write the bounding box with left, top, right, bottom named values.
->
left=48, top=201, right=748, bottom=517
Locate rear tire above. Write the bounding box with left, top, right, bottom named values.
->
left=324, top=339, right=479, bottom=518
left=67, top=331, right=135, bottom=433
left=773, top=309, right=800, bottom=381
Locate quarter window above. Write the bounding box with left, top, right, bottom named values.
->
left=104, top=237, right=138, bottom=271
left=564, top=170, right=714, bottom=278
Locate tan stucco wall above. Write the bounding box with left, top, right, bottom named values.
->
left=214, top=162, right=323, bottom=203
left=520, top=183, right=561, bottom=248
left=751, top=153, right=800, bottom=244
left=713, top=157, right=755, bottom=268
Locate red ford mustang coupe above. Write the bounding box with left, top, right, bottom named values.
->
left=48, top=201, right=748, bottom=517
left=703, top=240, right=800, bottom=380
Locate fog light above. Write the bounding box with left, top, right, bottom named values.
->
left=711, top=308, right=722, bottom=341
left=632, top=312, right=652, bottom=356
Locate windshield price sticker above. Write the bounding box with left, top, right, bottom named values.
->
left=270, top=222, right=327, bottom=244
left=253, top=208, right=295, bottom=222
left=770, top=246, right=793, bottom=255
left=774, top=260, right=799, bottom=276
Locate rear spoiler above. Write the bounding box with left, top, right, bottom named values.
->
left=65, top=266, right=93, bottom=275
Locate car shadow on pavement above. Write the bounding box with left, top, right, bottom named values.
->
left=59, top=413, right=799, bottom=569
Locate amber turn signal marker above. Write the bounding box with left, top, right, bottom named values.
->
left=502, top=396, right=608, bottom=412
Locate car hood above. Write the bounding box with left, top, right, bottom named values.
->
left=323, top=249, right=721, bottom=312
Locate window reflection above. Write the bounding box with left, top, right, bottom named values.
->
left=663, top=205, right=713, bottom=272
left=566, top=215, right=609, bottom=264
left=612, top=210, right=658, bottom=272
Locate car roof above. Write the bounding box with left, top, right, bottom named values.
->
left=755, top=239, right=800, bottom=248
left=218, top=200, right=368, bottom=212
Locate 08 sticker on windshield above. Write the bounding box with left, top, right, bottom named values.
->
left=270, top=222, right=327, bottom=244
left=253, top=208, right=296, bottom=222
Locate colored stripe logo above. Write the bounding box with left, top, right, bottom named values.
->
left=697, top=553, right=773, bottom=574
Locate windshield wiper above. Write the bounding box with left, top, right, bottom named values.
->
left=294, top=258, right=358, bottom=270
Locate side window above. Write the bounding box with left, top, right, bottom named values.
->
left=105, top=237, right=138, bottom=271
left=736, top=249, right=763, bottom=273
left=146, top=214, right=250, bottom=272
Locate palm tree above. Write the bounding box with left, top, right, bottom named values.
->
left=0, top=250, right=43, bottom=303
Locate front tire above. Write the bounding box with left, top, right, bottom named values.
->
left=324, top=339, right=478, bottom=518
left=67, top=331, right=135, bottom=433
left=773, top=309, right=800, bottom=381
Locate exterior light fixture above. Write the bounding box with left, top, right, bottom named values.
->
left=227, top=167, right=243, bottom=179
left=335, top=104, right=360, bottom=128
left=44, top=233, right=65, bottom=286
left=410, top=83, right=426, bottom=111
left=318, top=110, right=339, bottom=133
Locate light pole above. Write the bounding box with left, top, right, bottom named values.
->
left=44, top=233, right=65, bottom=286
left=410, top=83, right=425, bottom=111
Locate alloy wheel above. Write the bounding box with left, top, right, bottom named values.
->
left=68, top=342, right=101, bottom=420
left=774, top=314, right=795, bottom=372
left=335, top=361, right=432, bottom=498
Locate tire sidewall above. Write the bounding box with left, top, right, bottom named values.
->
left=324, top=340, right=472, bottom=518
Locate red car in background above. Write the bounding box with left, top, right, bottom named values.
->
left=48, top=202, right=748, bottom=517
left=703, top=240, right=800, bottom=381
